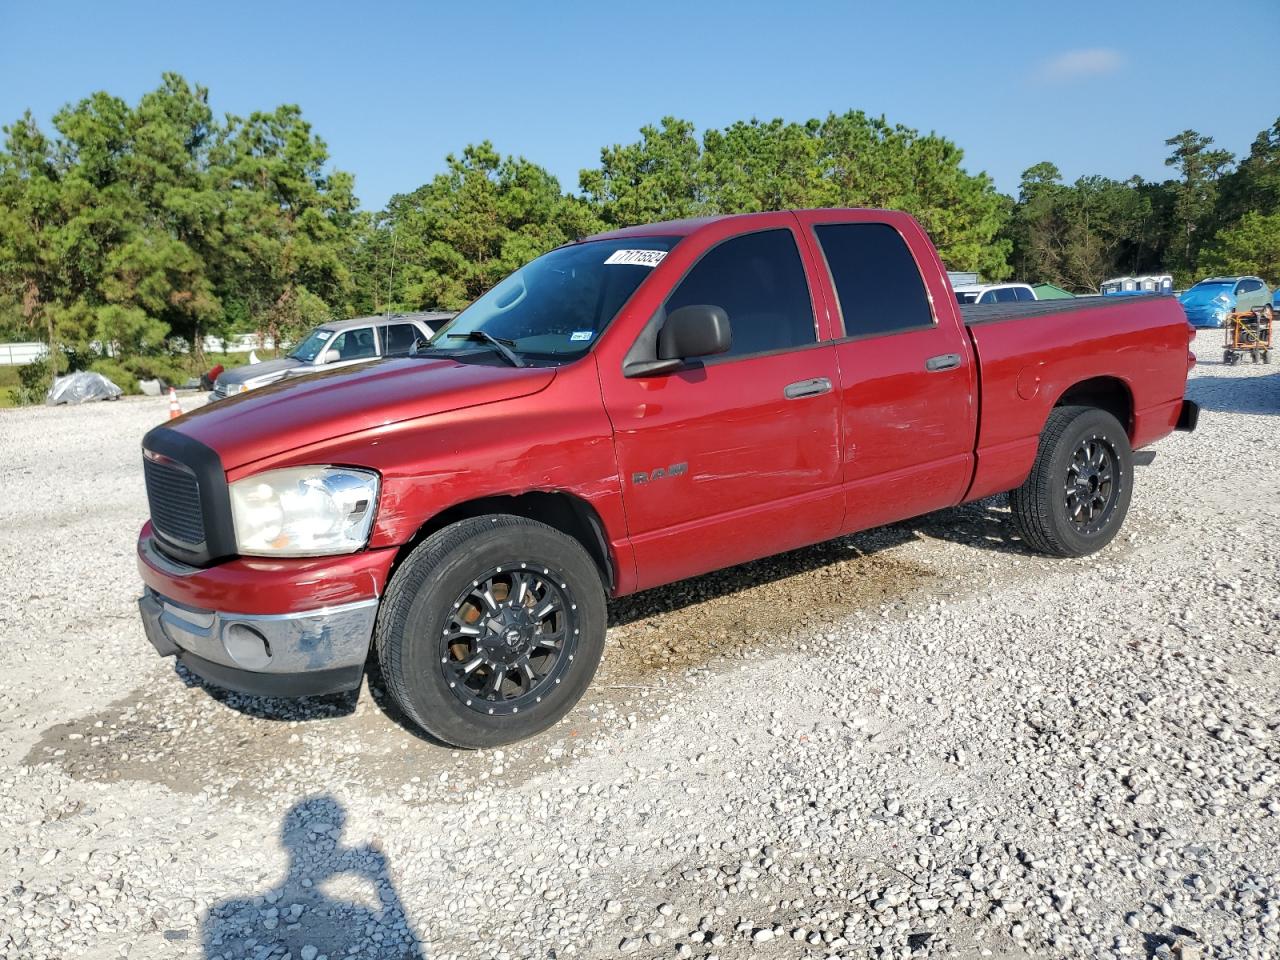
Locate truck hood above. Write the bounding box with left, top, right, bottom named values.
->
left=176, top=357, right=557, bottom=470
left=218, top=356, right=303, bottom=384
left=1179, top=288, right=1233, bottom=308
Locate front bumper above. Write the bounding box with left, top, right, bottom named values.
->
left=137, top=525, right=396, bottom=698
left=139, top=587, right=376, bottom=697
left=1182, top=306, right=1228, bottom=329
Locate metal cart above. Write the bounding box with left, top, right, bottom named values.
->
left=1223, top=306, right=1272, bottom=365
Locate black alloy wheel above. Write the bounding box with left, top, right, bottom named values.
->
left=375, top=514, right=606, bottom=748
left=1010, top=405, right=1134, bottom=558
left=1063, top=435, right=1119, bottom=536
left=440, top=566, right=579, bottom=716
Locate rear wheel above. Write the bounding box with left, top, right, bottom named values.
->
left=1010, top=406, right=1133, bottom=558
left=375, top=515, right=607, bottom=748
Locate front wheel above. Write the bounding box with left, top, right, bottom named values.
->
left=374, top=515, right=607, bottom=748
left=1009, top=406, right=1134, bottom=558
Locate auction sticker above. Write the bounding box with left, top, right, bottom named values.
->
left=604, top=249, right=667, bottom=267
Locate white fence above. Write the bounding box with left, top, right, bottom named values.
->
left=0, top=342, right=45, bottom=366
left=0, top=335, right=281, bottom=365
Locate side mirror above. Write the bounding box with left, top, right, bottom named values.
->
left=320, top=349, right=341, bottom=365
left=623, top=304, right=732, bottom=377
left=659, top=304, right=731, bottom=361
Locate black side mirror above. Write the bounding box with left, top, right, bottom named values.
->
left=659, top=305, right=731, bottom=360
left=623, top=304, right=732, bottom=377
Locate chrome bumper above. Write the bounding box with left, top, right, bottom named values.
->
left=139, top=588, right=377, bottom=695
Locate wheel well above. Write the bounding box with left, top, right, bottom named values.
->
left=1054, top=377, right=1134, bottom=436
left=393, top=492, right=615, bottom=591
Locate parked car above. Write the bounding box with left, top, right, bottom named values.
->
left=1101, top=275, right=1174, bottom=297
left=1178, top=276, right=1272, bottom=328
left=209, top=312, right=454, bottom=400
left=137, top=208, right=1197, bottom=748
left=953, top=282, right=1037, bottom=304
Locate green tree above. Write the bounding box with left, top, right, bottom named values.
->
left=211, top=104, right=356, bottom=346
left=1200, top=210, right=1280, bottom=282
left=380, top=142, right=599, bottom=310
left=702, top=118, right=826, bottom=212
left=1164, top=129, right=1233, bottom=275
left=579, top=117, right=705, bottom=226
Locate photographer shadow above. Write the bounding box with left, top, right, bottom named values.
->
left=201, top=794, right=425, bottom=960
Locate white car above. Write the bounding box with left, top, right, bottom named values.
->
left=953, top=283, right=1038, bottom=305
left=210, top=312, right=455, bottom=400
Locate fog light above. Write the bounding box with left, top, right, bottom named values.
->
left=224, top=623, right=272, bottom=670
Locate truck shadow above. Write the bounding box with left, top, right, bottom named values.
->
left=1186, top=372, right=1279, bottom=416
left=200, top=794, right=426, bottom=959
left=176, top=496, right=1029, bottom=742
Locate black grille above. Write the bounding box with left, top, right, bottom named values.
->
left=144, top=456, right=206, bottom=545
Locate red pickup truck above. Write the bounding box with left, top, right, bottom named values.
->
left=137, top=209, right=1198, bottom=747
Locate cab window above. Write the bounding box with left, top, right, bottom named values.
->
left=664, top=229, right=816, bottom=358
left=813, top=222, right=933, bottom=337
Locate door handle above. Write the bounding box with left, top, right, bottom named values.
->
left=925, top=353, right=962, bottom=372
left=784, top=377, right=833, bottom=399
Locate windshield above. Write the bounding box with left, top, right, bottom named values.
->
left=1187, top=281, right=1232, bottom=294
left=290, top=328, right=334, bottom=362
left=955, top=291, right=979, bottom=304
left=428, top=237, right=680, bottom=362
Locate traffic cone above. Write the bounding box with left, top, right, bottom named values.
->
left=167, top=387, right=181, bottom=420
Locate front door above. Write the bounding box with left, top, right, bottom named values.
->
left=601, top=224, right=844, bottom=591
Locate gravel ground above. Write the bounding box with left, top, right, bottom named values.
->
left=1, top=330, right=1277, bottom=960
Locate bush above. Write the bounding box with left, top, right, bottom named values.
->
left=87, top=358, right=140, bottom=394
left=87, top=355, right=192, bottom=395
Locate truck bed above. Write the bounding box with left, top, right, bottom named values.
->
left=958, top=292, right=1192, bottom=503
left=960, top=295, right=1178, bottom=327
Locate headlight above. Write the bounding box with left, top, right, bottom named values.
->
left=223, top=382, right=250, bottom=395
left=229, top=466, right=379, bottom=556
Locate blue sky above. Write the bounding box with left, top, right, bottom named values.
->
left=2, top=0, right=1277, bottom=211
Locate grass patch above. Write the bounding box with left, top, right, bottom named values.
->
left=0, top=366, right=19, bottom=408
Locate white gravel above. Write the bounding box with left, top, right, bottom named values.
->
left=0, top=331, right=1276, bottom=960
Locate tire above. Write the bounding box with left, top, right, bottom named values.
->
left=374, top=515, right=606, bottom=748
left=1009, top=406, right=1134, bottom=558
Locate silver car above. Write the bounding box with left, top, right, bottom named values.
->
left=210, top=312, right=455, bottom=400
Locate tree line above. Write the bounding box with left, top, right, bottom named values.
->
left=1, top=74, right=1277, bottom=390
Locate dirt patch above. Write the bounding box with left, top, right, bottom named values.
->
left=25, top=526, right=945, bottom=801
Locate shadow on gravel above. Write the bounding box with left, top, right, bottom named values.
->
left=175, top=498, right=1029, bottom=744
left=1187, top=372, right=1280, bottom=416
left=174, top=661, right=361, bottom=723
left=201, top=795, right=425, bottom=959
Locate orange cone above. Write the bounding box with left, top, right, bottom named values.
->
left=167, top=387, right=181, bottom=420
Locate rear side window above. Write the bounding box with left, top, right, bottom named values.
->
left=665, top=229, right=815, bottom=359
left=993, top=286, right=1019, bottom=303
left=814, top=223, right=933, bottom=337
left=381, top=323, right=421, bottom=357
left=1014, top=287, right=1035, bottom=301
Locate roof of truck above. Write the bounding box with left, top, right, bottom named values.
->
left=584, top=208, right=898, bottom=242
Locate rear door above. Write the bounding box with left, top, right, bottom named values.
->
left=601, top=221, right=844, bottom=590
left=795, top=212, right=977, bottom=532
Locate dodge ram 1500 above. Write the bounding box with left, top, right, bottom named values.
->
left=137, top=209, right=1198, bottom=747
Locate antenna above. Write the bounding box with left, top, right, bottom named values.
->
left=385, top=225, right=399, bottom=311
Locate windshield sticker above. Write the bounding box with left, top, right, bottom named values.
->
left=570, top=330, right=593, bottom=342
left=604, top=249, right=667, bottom=267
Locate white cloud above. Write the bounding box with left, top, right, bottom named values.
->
left=1036, top=48, right=1125, bottom=83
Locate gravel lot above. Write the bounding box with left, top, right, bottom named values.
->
left=1, top=330, right=1277, bottom=960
